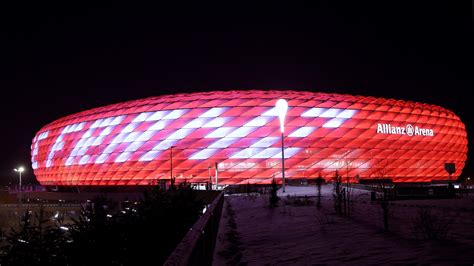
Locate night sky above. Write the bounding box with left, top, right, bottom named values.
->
left=0, top=2, right=471, bottom=185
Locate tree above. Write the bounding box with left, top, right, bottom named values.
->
left=3, top=206, right=68, bottom=265
left=372, top=159, right=392, bottom=231
left=2, top=185, right=206, bottom=265
left=333, top=170, right=344, bottom=215
left=269, top=178, right=279, bottom=208
left=316, top=174, right=323, bottom=209
left=343, top=159, right=353, bottom=217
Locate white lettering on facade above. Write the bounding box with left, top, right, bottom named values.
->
left=376, top=123, right=434, bottom=137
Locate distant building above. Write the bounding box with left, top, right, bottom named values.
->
left=31, top=90, right=467, bottom=186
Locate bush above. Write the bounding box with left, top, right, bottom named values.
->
left=412, top=207, right=451, bottom=240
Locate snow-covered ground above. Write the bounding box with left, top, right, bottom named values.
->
left=213, top=185, right=474, bottom=265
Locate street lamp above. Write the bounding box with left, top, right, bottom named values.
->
left=208, top=164, right=212, bottom=190
left=14, top=166, right=24, bottom=222
left=13, top=167, right=24, bottom=193
left=275, top=99, right=288, bottom=192
left=170, top=146, right=175, bottom=189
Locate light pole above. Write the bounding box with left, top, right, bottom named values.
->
left=170, top=146, right=175, bottom=189
left=215, top=162, right=219, bottom=190
left=14, top=167, right=24, bottom=189
left=14, top=167, right=24, bottom=222
left=208, top=164, right=212, bottom=190
left=275, top=99, right=288, bottom=192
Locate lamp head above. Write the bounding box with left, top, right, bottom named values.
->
left=14, top=167, right=24, bottom=173
left=275, top=99, right=288, bottom=133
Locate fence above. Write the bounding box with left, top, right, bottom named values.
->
left=0, top=203, right=81, bottom=208
left=164, top=191, right=224, bottom=266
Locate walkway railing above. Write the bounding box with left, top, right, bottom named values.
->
left=0, top=203, right=81, bottom=208
left=164, top=191, right=224, bottom=266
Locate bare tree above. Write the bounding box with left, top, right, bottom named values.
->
left=316, top=173, right=323, bottom=209
left=333, top=170, right=344, bottom=215
left=343, top=158, right=354, bottom=217
left=371, top=159, right=393, bottom=231
left=269, top=178, right=279, bottom=208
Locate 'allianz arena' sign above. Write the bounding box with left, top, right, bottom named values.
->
left=377, top=123, right=434, bottom=137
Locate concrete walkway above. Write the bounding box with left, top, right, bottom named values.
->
left=213, top=185, right=473, bottom=265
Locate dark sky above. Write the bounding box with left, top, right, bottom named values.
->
left=0, top=2, right=471, bottom=185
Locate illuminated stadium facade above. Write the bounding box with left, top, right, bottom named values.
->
left=31, top=90, right=467, bottom=186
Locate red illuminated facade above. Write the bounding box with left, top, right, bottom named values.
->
left=31, top=90, right=468, bottom=186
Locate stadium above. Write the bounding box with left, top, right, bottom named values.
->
left=30, top=90, right=467, bottom=187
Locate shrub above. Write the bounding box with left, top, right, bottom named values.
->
left=412, top=207, right=451, bottom=240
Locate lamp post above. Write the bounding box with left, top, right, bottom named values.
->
left=275, top=99, right=288, bottom=192
left=14, top=167, right=24, bottom=191
left=170, top=146, right=175, bottom=189
left=208, top=164, right=212, bottom=190
left=215, top=162, right=219, bottom=190
left=14, top=167, right=24, bottom=222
